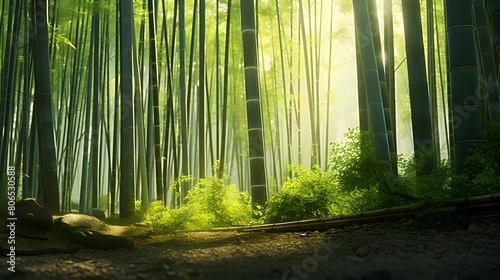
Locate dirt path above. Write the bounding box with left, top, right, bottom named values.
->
left=2, top=214, right=500, bottom=280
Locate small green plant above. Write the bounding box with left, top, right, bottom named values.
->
left=327, top=128, right=457, bottom=207
left=170, top=175, right=194, bottom=208
left=143, top=165, right=253, bottom=230
left=395, top=152, right=453, bottom=203
left=327, top=127, right=388, bottom=192
left=263, top=164, right=360, bottom=223
left=326, top=128, right=400, bottom=210
left=183, top=173, right=253, bottom=227
left=463, top=121, right=500, bottom=195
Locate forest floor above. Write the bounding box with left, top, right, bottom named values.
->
left=1, top=213, right=500, bottom=280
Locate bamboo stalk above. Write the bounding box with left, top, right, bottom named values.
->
left=201, top=192, right=500, bottom=233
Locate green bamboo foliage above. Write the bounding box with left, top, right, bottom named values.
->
left=33, top=0, right=59, bottom=211
left=119, top=0, right=136, bottom=218
left=402, top=0, right=434, bottom=170
left=444, top=0, right=483, bottom=171
left=473, top=0, right=500, bottom=121
left=353, top=0, right=392, bottom=169
left=240, top=0, right=268, bottom=207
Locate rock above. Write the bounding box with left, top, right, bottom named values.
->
left=90, top=208, right=106, bottom=219
left=300, top=231, right=313, bottom=237
left=68, top=229, right=134, bottom=250
left=361, top=270, right=392, bottom=280
left=354, top=243, right=371, bottom=257
left=16, top=198, right=53, bottom=228
left=401, top=219, right=413, bottom=229
left=55, top=213, right=108, bottom=231
left=467, top=223, right=484, bottom=233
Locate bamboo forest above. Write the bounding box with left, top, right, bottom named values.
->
left=1, top=0, right=500, bottom=279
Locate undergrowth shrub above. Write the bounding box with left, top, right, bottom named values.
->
left=327, top=127, right=402, bottom=210
left=395, top=152, right=453, bottom=203
left=143, top=168, right=252, bottom=230
left=263, top=164, right=362, bottom=223
left=463, top=121, right=500, bottom=195
left=328, top=128, right=387, bottom=192
left=327, top=128, right=459, bottom=209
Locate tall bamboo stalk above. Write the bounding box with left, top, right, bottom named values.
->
left=298, top=0, right=317, bottom=167
left=240, top=0, right=268, bottom=207
left=384, top=0, right=396, bottom=151
left=218, top=0, right=232, bottom=178
left=90, top=0, right=101, bottom=209
left=485, top=0, right=500, bottom=68
left=402, top=0, right=435, bottom=173
left=147, top=0, right=164, bottom=201
left=33, top=0, right=60, bottom=211
left=179, top=0, right=190, bottom=204
left=119, top=0, right=136, bottom=218
left=473, top=0, right=500, bottom=121
left=444, top=0, right=483, bottom=171
left=367, top=0, right=396, bottom=164
left=198, top=0, right=206, bottom=179
left=353, top=0, right=392, bottom=170
left=426, top=0, right=440, bottom=159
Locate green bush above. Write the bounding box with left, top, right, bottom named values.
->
left=326, top=128, right=399, bottom=210
left=263, top=164, right=361, bottom=223
left=143, top=170, right=252, bottom=230
left=395, top=152, right=453, bottom=203
left=327, top=127, right=388, bottom=192
left=327, top=128, right=454, bottom=208
left=463, top=121, right=500, bottom=195
left=183, top=173, right=253, bottom=227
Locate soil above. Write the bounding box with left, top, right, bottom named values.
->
left=1, top=213, right=500, bottom=280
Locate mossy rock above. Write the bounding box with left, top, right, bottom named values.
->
left=55, top=213, right=108, bottom=232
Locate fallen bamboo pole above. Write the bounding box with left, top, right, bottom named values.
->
left=200, top=192, right=500, bottom=233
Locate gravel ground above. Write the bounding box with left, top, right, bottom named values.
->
left=1, top=214, right=500, bottom=280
